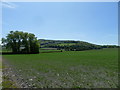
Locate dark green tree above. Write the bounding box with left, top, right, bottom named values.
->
left=2, top=31, right=40, bottom=53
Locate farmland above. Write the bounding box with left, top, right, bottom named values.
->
left=2, top=48, right=118, bottom=88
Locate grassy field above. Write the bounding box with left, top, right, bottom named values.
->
left=58, top=43, right=76, bottom=46
left=39, top=48, right=61, bottom=53
left=1, top=48, right=61, bottom=53
left=1, top=48, right=12, bottom=53
left=2, top=48, right=118, bottom=88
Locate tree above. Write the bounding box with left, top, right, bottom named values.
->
left=1, top=38, right=7, bottom=47
left=2, top=31, right=40, bottom=53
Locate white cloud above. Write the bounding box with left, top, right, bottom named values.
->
left=2, top=0, right=17, bottom=9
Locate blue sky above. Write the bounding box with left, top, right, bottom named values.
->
left=2, top=2, right=118, bottom=45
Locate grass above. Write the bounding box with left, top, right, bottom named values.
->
left=1, top=58, right=17, bottom=88
left=39, top=49, right=61, bottom=53
left=1, top=48, right=12, bottom=53
left=2, top=76, right=17, bottom=88
left=2, top=48, right=118, bottom=88
left=58, top=43, right=76, bottom=46
left=1, top=48, right=61, bottom=53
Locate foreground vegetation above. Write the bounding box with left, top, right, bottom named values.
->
left=2, top=48, right=118, bottom=88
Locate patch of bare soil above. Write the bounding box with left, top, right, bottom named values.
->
left=2, top=58, right=28, bottom=88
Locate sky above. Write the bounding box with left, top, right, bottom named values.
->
left=2, top=2, right=118, bottom=45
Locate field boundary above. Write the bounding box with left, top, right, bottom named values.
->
left=2, top=50, right=63, bottom=55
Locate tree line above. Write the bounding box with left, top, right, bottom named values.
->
left=43, top=42, right=102, bottom=51
left=101, top=45, right=119, bottom=48
left=41, top=40, right=119, bottom=51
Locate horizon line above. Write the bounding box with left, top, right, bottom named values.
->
left=38, top=38, right=118, bottom=46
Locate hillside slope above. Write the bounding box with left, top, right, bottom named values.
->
left=38, top=39, right=102, bottom=51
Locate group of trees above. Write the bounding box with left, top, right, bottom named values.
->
left=47, top=45, right=102, bottom=51
left=43, top=42, right=102, bottom=51
left=44, top=43, right=119, bottom=51
left=101, top=45, right=119, bottom=48
left=2, top=31, right=40, bottom=53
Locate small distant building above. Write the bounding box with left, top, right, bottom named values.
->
left=20, top=45, right=25, bottom=51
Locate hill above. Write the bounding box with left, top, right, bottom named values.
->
left=38, top=39, right=102, bottom=51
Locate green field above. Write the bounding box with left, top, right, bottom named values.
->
left=39, top=48, right=61, bottom=53
left=1, top=48, right=61, bottom=53
left=58, top=43, right=76, bottom=46
left=2, top=48, right=118, bottom=88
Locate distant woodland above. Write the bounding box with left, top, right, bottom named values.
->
left=1, top=31, right=119, bottom=53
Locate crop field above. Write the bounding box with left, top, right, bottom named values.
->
left=1, top=48, right=12, bottom=53
left=58, top=43, right=76, bottom=46
left=2, top=48, right=118, bottom=88
left=1, top=48, right=61, bottom=53
left=39, top=48, right=62, bottom=53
